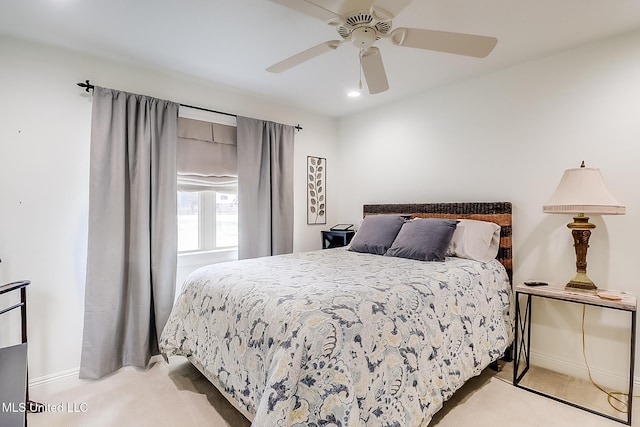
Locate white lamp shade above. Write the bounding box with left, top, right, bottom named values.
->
left=543, top=166, right=625, bottom=215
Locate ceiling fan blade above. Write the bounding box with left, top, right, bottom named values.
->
left=372, top=0, right=413, bottom=18
left=270, top=0, right=339, bottom=23
left=360, top=47, right=389, bottom=94
left=390, top=27, right=498, bottom=58
left=338, top=0, right=372, bottom=14
left=266, top=41, right=343, bottom=73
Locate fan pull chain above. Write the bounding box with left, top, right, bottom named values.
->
left=358, top=49, right=363, bottom=90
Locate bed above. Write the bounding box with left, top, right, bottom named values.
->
left=160, top=202, right=514, bottom=426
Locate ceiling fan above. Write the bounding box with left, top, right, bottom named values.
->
left=266, top=0, right=498, bottom=94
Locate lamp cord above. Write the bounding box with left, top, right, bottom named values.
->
left=581, top=305, right=636, bottom=413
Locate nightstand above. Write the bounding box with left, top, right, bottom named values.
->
left=321, top=230, right=355, bottom=249
left=513, top=284, right=636, bottom=425
left=0, top=280, right=30, bottom=427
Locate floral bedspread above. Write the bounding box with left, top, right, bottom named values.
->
left=160, top=248, right=513, bottom=426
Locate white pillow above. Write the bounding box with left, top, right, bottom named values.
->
left=446, top=219, right=501, bottom=262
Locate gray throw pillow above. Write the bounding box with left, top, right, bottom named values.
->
left=348, top=215, right=406, bottom=255
left=385, top=218, right=458, bottom=262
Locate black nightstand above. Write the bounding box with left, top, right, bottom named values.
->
left=0, top=280, right=30, bottom=427
left=321, top=230, right=355, bottom=249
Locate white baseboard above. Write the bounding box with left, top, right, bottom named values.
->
left=28, top=356, right=168, bottom=394
left=531, top=350, right=640, bottom=389
left=29, top=367, right=82, bottom=395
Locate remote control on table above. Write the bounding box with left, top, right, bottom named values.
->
left=524, top=281, right=548, bottom=286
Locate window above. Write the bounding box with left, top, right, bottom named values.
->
left=176, top=108, right=238, bottom=255
left=177, top=191, right=238, bottom=252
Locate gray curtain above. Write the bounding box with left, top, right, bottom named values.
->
left=80, top=87, right=178, bottom=379
left=237, top=116, right=294, bottom=259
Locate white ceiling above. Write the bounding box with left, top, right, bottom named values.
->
left=1, top=0, right=640, bottom=117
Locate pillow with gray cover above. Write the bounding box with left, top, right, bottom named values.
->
left=385, top=218, right=458, bottom=262
left=348, top=214, right=406, bottom=255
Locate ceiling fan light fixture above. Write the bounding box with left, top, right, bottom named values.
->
left=351, top=27, right=377, bottom=49
left=347, top=90, right=361, bottom=98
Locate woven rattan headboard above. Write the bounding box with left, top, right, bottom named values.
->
left=363, top=202, right=513, bottom=284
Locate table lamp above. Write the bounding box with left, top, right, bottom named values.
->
left=543, top=161, right=625, bottom=292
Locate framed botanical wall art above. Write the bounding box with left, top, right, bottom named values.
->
left=307, top=156, right=326, bottom=225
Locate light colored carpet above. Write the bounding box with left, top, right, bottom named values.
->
left=28, top=357, right=635, bottom=426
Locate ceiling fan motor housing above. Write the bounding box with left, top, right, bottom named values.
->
left=337, top=10, right=391, bottom=45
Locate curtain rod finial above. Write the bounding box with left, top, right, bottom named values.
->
left=77, top=80, right=94, bottom=93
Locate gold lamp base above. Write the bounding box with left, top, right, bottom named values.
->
left=565, top=214, right=597, bottom=293
left=566, top=274, right=596, bottom=292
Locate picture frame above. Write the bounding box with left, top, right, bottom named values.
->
left=307, top=156, right=326, bottom=225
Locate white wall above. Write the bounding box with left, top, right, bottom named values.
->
left=0, top=35, right=339, bottom=380
left=3, top=27, right=639, bottom=388
left=337, top=29, right=640, bottom=387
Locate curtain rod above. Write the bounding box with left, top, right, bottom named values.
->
left=76, top=80, right=303, bottom=131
